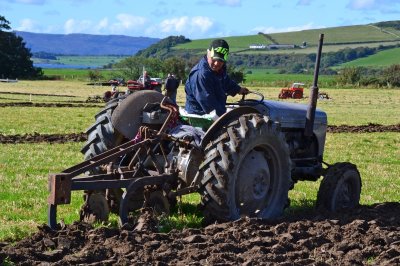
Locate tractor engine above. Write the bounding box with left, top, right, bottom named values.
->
left=141, top=102, right=203, bottom=187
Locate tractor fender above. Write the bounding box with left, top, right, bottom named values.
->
left=200, top=106, right=260, bottom=149
left=111, top=90, right=164, bottom=139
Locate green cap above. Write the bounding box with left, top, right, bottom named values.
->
left=209, top=39, right=229, bottom=62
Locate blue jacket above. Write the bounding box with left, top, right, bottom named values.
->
left=185, top=56, right=241, bottom=116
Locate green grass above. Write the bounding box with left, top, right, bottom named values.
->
left=340, top=47, right=400, bottom=67
left=289, top=132, right=400, bottom=208
left=0, top=107, right=99, bottom=135
left=33, top=55, right=127, bottom=68
left=244, top=71, right=337, bottom=87
left=42, top=68, right=92, bottom=79
left=0, top=142, right=84, bottom=241
left=0, top=80, right=109, bottom=97
left=270, top=24, right=398, bottom=46
left=175, top=35, right=271, bottom=52
left=234, top=40, right=400, bottom=55
left=174, top=24, right=400, bottom=56
left=42, top=68, right=121, bottom=81
left=1, top=82, right=399, bottom=136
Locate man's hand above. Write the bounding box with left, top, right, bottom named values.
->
left=239, top=87, right=250, bottom=95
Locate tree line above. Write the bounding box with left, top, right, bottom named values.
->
left=336, top=65, right=400, bottom=87
left=89, top=54, right=246, bottom=84
left=0, top=15, right=42, bottom=79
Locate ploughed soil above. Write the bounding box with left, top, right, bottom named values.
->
left=1, top=123, right=399, bottom=144
left=1, top=203, right=399, bottom=265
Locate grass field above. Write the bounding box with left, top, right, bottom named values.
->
left=340, top=47, right=400, bottom=67
left=33, top=55, right=126, bottom=68
left=174, top=24, right=400, bottom=54
left=0, top=80, right=399, bottom=242
left=269, top=24, right=398, bottom=45
left=175, top=35, right=271, bottom=52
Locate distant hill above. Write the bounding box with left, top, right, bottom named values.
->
left=15, top=31, right=160, bottom=56
left=135, top=20, right=400, bottom=71
left=172, top=20, right=400, bottom=55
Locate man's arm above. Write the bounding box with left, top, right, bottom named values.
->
left=225, top=77, right=249, bottom=97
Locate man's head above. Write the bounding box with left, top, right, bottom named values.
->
left=207, top=39, right=229, bottom=72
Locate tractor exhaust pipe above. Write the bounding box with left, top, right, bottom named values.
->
left=304, top=33, right=324, bottom=137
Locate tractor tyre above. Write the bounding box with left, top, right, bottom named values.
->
left=199, top=113, right=292, bottom=224
left=145, top=190, right=171, bottom=216
left=80, top=192, right=110, bottom=224
left=292, top=91, right=303, bottom=99
left=316, top=162, right=361, bottom=212
left=80, top=95, right=131, bottom=222
left=81, top=96, right=125, bottom=164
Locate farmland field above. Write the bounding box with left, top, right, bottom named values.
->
left=0, top=79, right=399, bottom=241
left=175, top=24, right=400, bottom=55
left=340, top=46, right=400, bottom=67
left=33, top=55, right=127, bottom=69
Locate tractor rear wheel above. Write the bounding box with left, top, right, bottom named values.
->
left=81, top=96, right=125, bottom=164
left=316, top=162, right=361, bottom=211
left=292, top=91, right=303, bottom=99
left=199, top=113, right=292, bottom=224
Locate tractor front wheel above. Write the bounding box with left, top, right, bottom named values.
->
left=316, top=162, right=361, bottom=212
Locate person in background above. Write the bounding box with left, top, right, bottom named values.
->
left=138, top=70, right=151, bottom=89
left=184, top=39, right=249, bottom=117
left=164, top=73, right=180, bottom=104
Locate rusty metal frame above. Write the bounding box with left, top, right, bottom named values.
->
left=47, top=97, right=191, bottom=229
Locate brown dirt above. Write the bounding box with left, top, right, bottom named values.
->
left=1, top=203, right=399, bottom=265
left=1, top=124, right=399, bottom=144
left=0, top=132, right=87, bottom=144
left=327, top=123, right=400, bottom=133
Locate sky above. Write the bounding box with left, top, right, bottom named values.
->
left=2, top=0, right=400, bottom=39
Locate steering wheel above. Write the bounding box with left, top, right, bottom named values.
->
left=226, top=91, right=264, bottom=106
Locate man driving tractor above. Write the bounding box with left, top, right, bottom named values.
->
left=184, top=39, right=249, bottom=117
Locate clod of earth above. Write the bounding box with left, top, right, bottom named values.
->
left=1, top=203, right=399, bottom=265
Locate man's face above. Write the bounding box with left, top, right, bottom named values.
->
left=207, top=50, right=225, bottom=72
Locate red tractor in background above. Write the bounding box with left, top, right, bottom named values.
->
left=278, top=82, right=304, bottom=99
left=103, top=78, right=162, bottom=102
left=126, top=78, right=162, bottom=92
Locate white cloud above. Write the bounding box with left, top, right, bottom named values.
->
left=347, top=0, right=400, bottom=11
left=15, top=18, right=38, bottom=31
left=64, top=19, right=93, bottom=34
left=96, top=18, right=109, bottom=32
left=159, top=16, right=214, bottom=36
left=160, top=17, right=189, bottom=32
left=348, top=0, right=375, bottom=9
left=110, top=14, right=147, bottom=34
left=251, top=23, right=324, bottom=34
left=213, top=0, right=241, bottom=6
left=6, top=0, right=46, bottom=4
left=191, top=17, right=213, bottom=32
left=296, top=0, right=313, bottom=6
left=62, top=14, right=147, bottom=35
